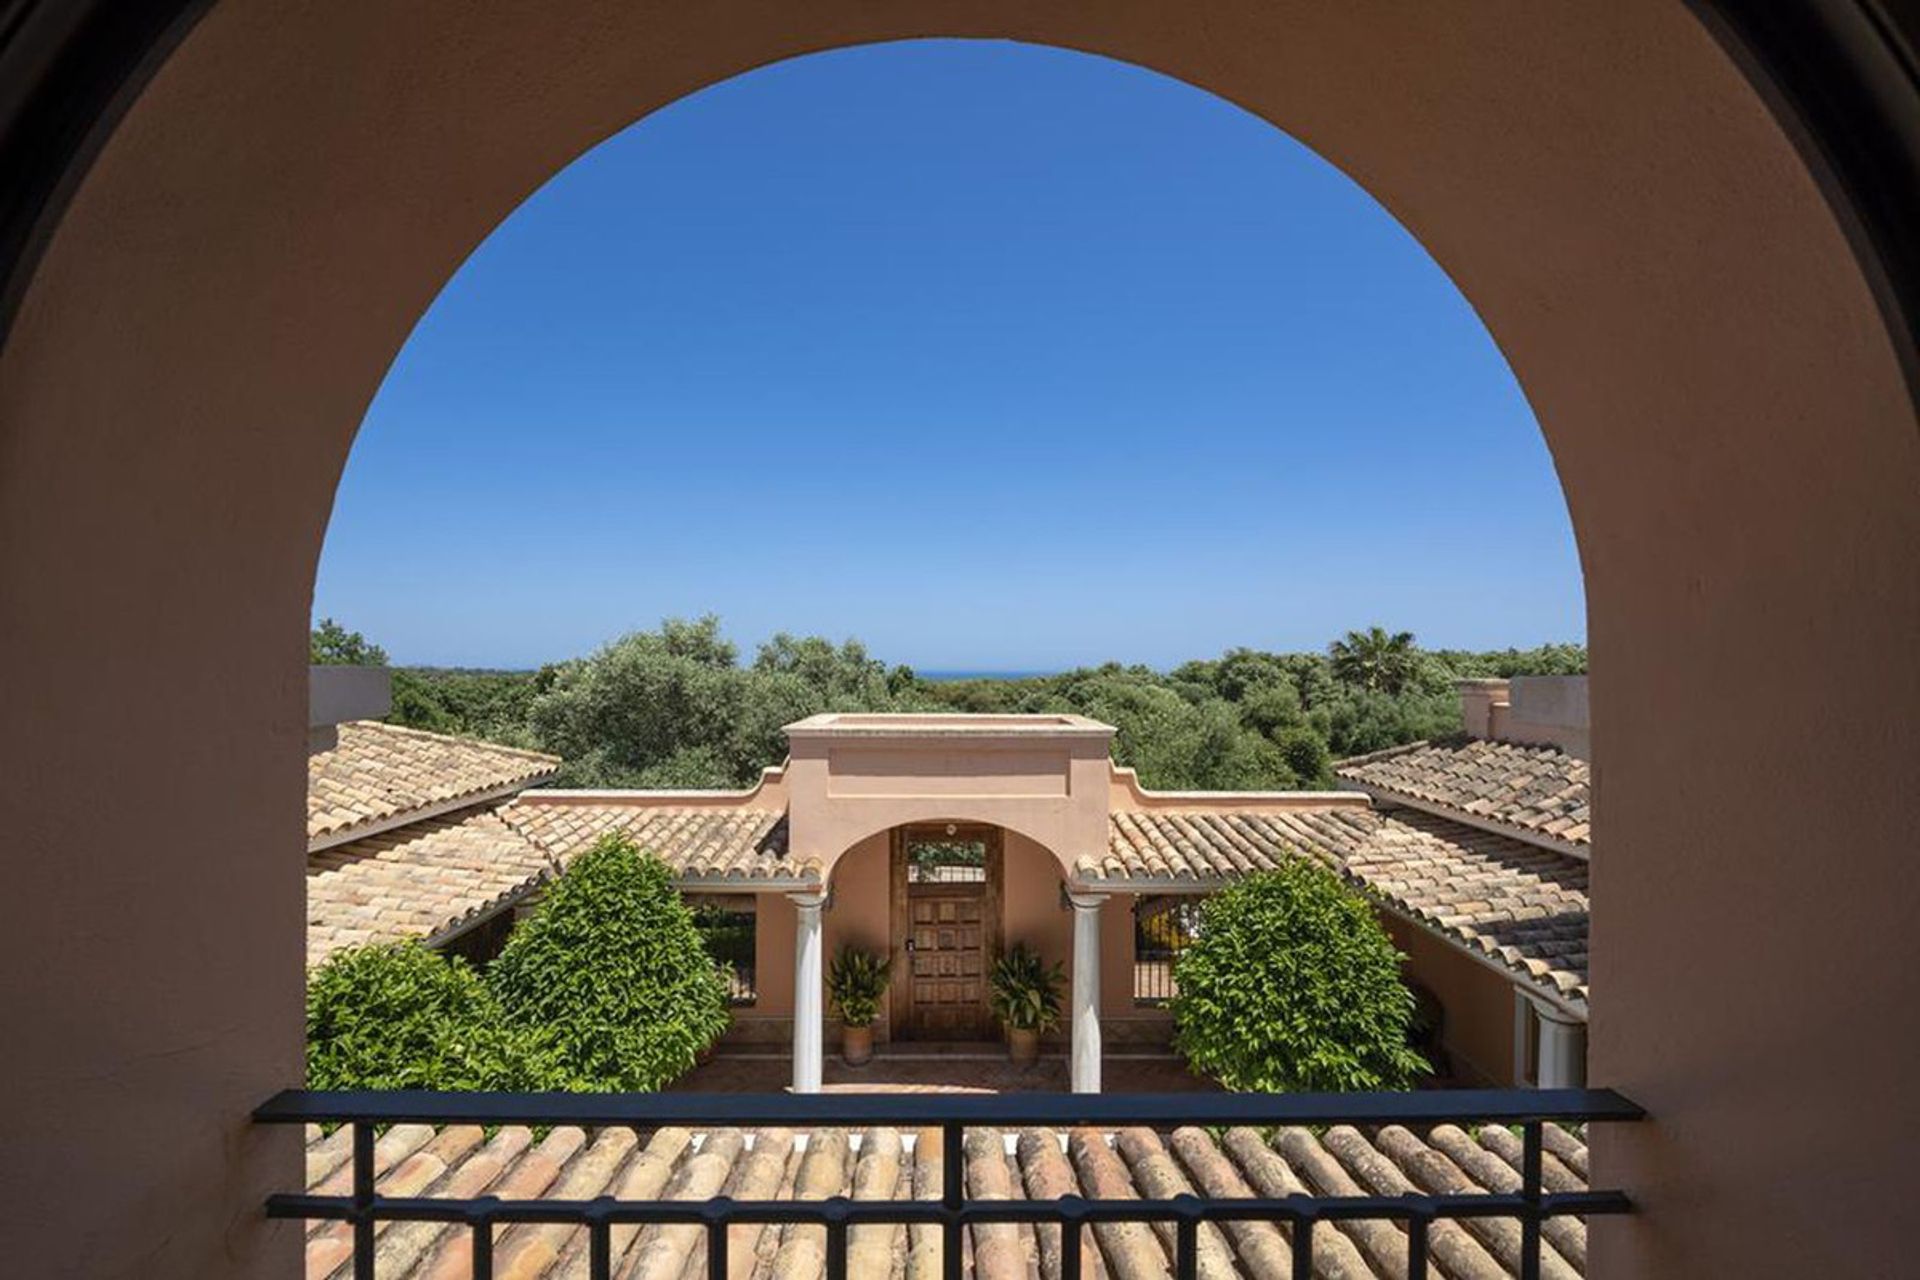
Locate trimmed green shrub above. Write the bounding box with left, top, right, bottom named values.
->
left=489, top=834, right=731, bottom=1090
left=1171, top=863, right=1429, bottom=1092
left=306, top=941, right=530, bottom=1090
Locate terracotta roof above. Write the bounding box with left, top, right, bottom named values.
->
left=503, top=799, right=804, bottom=883
left=309, top=721, right=561, bottom=848
left=306, top=802, right=555, bottom=968
left=1335, top=737, right=1591, bottom=849
left=299, top=1119, right=1593, bottom=1278
left=1097, top=808, right=1589, bottom=1006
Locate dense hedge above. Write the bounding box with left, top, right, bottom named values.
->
left=490, top=835, right=732, bottom=1090
left=306, top=834, right=730, bottom=1092
left=306, top=941, right=531, bottom=1091
left=1171, top=863, right=1428, bottom=1093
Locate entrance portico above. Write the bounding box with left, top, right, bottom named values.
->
left=508, top=711, right=1392, bottom=1093
left=782, top=713, right=1118, bottom=1092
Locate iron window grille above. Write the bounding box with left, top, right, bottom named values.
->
left=687, top=894, right=757, bottom=1005
left=257, top=1085, right=1643, bottom=1280
left=1133, top=895, right=1205, bottom=1005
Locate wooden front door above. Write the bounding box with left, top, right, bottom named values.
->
left=891, top=825, right=1002, bottom=1040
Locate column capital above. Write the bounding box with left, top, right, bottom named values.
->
left=1065, top=888, right=1109, bottom=911
left=1523, top=992, right=1586, bottom=1026
left=787, top=888, right=828, bottom=912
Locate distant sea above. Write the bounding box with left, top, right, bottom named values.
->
left=918, top=669, right=1056, bottom=682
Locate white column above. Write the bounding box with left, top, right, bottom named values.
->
left=1067, top=890, right=1107, bottom=1093
left=790, top=890, right=827, bottom=1094
left=1528, top=997, right=1588, bottom=1088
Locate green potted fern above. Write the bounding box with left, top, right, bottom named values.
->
left=989, top=942, right=1065, bottom=1066
left=828, top=946, right=891, bottom=1066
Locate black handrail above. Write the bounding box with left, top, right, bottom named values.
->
left=257, top=1087, right=1644, bottom=1280
left=255, top=1085, right=1642, bottom=1129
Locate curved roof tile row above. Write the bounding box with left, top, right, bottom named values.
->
left=502, top=800, right=802, bottom=882
left=305, top=802, right=556, bottom=968
left=308, top=721, right=561, bottom=846
left=300, top=1117, right=1593, bottom=1279
left=1335, top=737, right=1591, bottom=848
left=1098, top=807, right=1589, bottom=1004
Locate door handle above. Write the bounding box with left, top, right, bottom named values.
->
left=904, top=939, right=917, bottom=952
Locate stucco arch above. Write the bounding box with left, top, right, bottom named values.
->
left=1, top=4, right=1916, bottom=1277
left=814, top=811, right=1079, bottom=882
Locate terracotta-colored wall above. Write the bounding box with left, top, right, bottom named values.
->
left=783, top=719, right=1112, bottom=880
left=1002, top=832, right=1072, bottom=973
left=1385, top=914, right=1523, bottom=1087
left=747, top=891, right=796, bottom=1018
left=5, top=3, right=1918, bottom=1276
left=824, top=833, right=892, bottom=957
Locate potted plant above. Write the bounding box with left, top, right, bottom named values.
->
left=828, top=946, right=891, bottom=1066
left=989, top=942, right=1065, bottom=1067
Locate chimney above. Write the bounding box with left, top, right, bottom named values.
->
left=1457, top=678, right=1511, bottom=740
left=1504, top=676, right=1590, bottom=757
left=309, top=664, right=392, bottom=753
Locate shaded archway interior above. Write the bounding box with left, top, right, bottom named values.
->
left=1, top=3, right=1915, bottom=1278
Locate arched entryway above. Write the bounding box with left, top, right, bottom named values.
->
left=2, top=5, right=1917, bottom=1277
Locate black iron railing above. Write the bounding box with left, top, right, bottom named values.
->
left=689, top=898, right=757, bottom=1004
left=256, top=1086, right=1643, bottom=1280
left=1132, top=896, right=1204, bottom=1005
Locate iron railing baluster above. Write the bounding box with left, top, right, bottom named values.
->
left=1520, top=1121, right=1544, bottom=1280
left=352, top=1121, right=375, bottom=1279
left=1406, top=1211, right=1429, bottom=1280
left=1175, top=1212, right=1197, bottom=1280
left=1060, top=1194, right=1085, bottom=1280
left=1291, top=1216, right=1313, bottom=1280
left=588, top=1199, right=612, bottom=1280
left=471, top=1218, right=493, bottom=1280
left=705, top=1199, right=730, bottom=1280
left=942, top=1121, right=963, bottom=1280
left=825, top=1197, right=850, bottom=1280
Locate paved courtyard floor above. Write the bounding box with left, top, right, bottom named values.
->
left=674, top=1045, right=1220, bottom=1093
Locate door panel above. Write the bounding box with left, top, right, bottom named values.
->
left=892, top=825, right=1002, bottom=1040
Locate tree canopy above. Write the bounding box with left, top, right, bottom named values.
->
left=1171, top=863, right=1430, bottom=1092
left=325, top=616, right=1584, bottom=791
left=309, top=618, right=388, bottom=666
left=488, top=835, right=732, bottom=1090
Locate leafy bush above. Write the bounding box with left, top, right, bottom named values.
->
left=1171, top=864, right=1428, bottom=1092
left=989, top=942, right=1066, bottom=1033
left=828, top=947, right=891, bottom=1027
left=306, top=941, right=530, bottom=1090
left=488, top=834, right=731, bottom=1090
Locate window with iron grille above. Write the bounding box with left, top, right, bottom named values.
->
left=905, top=835, right=989, bottom=883
left=687, top=893, right=757, bottom=1005
left=1133, top=894, right=1205, bottom=1005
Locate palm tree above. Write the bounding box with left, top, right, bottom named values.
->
left=1329, top=627, right=1420, bottom=694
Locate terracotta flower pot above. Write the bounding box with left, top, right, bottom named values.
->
left=1007, top=1026, right=1040, bottom=1067
left=842, top=1023, right=874, bottom=1067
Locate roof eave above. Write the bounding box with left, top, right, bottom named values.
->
left=307, top=771, right=560, bottom=853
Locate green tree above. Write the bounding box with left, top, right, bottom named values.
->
left=388, top=667, right=545, bottom=743
left=1273, top=725, right=1332, bottom=787
left=310, top=618, right=388, bottom=666
left=488, top=834, right=731, bottom=1090
left=1044, top=673, right=1292, bottom=790
left=1171, top=863, right=1429, bottom=1092
left=1328, top=626, right=1420, bottom=694
left=305, top=941, right=530, bottom=1090
left=527, top=616, right=747, bottom=787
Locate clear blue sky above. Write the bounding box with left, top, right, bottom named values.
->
left=315, top=39, right=1582, bottom=672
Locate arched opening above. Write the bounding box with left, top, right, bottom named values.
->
left=3, top=5, right=1916, bottom=1277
